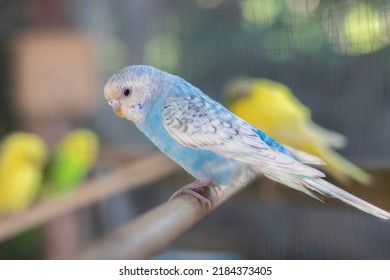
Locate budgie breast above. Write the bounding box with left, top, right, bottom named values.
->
left=137, top=97, right=244, bottom=186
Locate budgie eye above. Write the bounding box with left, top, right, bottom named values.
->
left=123, top=87, right=132, bottom=97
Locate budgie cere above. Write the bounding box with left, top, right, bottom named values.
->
left=104, top=65, right=389, bottom=220
left=225, top=78, right=371, bottom=186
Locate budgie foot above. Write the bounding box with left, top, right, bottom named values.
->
left=169, top=179, right=212, bottom=208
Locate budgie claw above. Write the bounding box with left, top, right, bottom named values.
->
left=211, top=184, right=225, bottom=200
left=169, top=180, right=212, bottom=208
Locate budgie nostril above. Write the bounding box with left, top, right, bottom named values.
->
left=109, top=100, right=120, bottom=108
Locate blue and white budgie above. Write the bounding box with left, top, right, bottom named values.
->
left=104, top=65, right=390, bottom=220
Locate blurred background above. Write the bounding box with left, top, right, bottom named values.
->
left=0, top=0, right=390, bottom=260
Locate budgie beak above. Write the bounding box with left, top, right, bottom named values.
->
left=109, top=100, right=125, bottom=118
left=113, top=107, right=125, bottom=118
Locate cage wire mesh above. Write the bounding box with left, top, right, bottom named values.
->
left=1, top=0, right=390, bottom=260
left=93, top=0, right=390, bottom=259
left=128, top=0, right=390, bottom=160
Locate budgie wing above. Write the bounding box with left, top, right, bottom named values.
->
left=161, top=82, right=324, bottom=178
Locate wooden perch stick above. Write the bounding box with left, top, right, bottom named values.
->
left=75, top=176, right=254, bottom=260
left=0, top=153, right=178, bottom=243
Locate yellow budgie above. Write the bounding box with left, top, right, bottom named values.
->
left=224, top=78, right=371, bottom=185
left=0, top=132, right=47, bottom=215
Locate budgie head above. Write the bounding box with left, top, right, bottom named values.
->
left=224, top=78, right=254, bottom=104
left=56, top=129, right=99, bottom=167
left=225, top=78, right=310, bottom=119
left=0, top=132, right=47, bottom=167
left=104, top=65, right=167, bottom=125
left=225, top=78, right=293, bottom=102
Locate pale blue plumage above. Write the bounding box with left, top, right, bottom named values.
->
left=104, top=65, right=390, bottom=219
left=139, top=78, right=293, bottom=186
